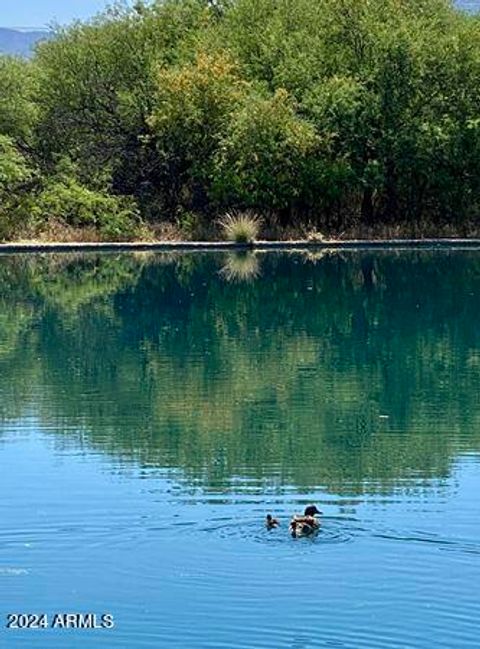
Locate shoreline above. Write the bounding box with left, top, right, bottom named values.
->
left=2, top=238, right=480, bottom=254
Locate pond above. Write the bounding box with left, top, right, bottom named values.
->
left=1, top=249, right=480, bottom=648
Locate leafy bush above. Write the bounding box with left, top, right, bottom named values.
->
left=32, top=175, right=141, bottom=240
left=0, top=57, right=37, bottom=142
left=213, top=90, right=318, bottom=213
left=0, top=135, right=34, bottom=240
left=0, top=135, right=32, bottom=189
left=148, top=50, right=249, bottom=212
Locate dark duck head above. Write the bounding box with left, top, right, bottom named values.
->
left=304, top=505, right=322, bottom=517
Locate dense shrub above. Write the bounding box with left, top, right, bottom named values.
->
left=0, top=135, right=34, bottom=240
left=212, top=90, right=318, bottom=214
left=0, top=57, right=37, bottom=142
left=148, top=50, right=249, bottom=212
left=31, top=176, right=141, bottom=240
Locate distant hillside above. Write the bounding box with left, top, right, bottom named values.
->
left=0, top=28, right=50, bottom=57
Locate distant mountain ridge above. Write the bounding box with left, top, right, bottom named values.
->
left=0, top=28, right=50, bottom=57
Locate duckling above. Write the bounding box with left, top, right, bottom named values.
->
left=265, top=514, right=280, bottom=529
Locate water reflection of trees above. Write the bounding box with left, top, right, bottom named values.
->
left=1, top=250, right=480, bottom=494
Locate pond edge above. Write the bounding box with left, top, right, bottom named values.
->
left=2, top=238, right=480, bottom=254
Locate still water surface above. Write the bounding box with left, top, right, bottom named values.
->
left=1, top=250, right=480, bottom=648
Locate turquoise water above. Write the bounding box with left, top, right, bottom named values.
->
left=1, top=250, right=480, bottom=648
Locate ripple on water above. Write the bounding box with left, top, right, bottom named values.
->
left=196, top=516, right=356, bottom=547
left=163, top=509, right=480, bottom=561
left=371, top=526, right=480, bottom=557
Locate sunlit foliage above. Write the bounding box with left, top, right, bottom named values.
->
left=1, top=0, right=480, bottom=237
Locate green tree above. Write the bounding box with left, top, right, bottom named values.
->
left=148, top=50, right=249, bottom=213
left=0, top=57, right=38, bottom=143
left=0, top=135, right=34, bottom=239
left=34, top=0, right=215, bottom=199
left=213, top=89, right=318, bottom=215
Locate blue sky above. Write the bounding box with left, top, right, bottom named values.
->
left=0, top=0, right=117, bottom=29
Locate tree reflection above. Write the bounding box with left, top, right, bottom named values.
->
left=0, top=249, right=479, bottom=494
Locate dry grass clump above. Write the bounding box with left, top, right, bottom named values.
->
left=305, top=229, right=326, bottom=243
left=218, top=210, right=263, bottom=244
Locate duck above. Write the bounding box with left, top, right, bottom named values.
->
left=289, top=505, right=322, bottom=538
left=265, top=514, right=280, bottom=529
left=289, top=519, right=316, bottom=537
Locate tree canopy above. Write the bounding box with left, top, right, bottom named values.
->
left=0, top=0, right=480, bottom=239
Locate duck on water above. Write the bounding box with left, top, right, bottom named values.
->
left=265, top=505, right=322, bottom=537
left=289, top=505, right=322, bottom=538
